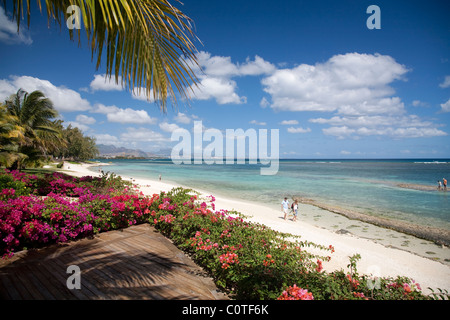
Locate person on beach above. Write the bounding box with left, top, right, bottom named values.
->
left=281, top=197, right=289, bottom=220
left=443, top=178, right=447, bottom=190
left=159, top=174, right=162, bottom=181
left=292, top=200, right=299, bottom=222
left=438, top=180, right=442, bottom=190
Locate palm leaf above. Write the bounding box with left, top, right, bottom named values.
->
left=5, top=0, right=200, bottom=112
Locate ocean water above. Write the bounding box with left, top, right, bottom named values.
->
left=93, top=159, right=450, bottom=233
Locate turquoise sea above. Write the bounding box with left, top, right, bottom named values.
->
left=92, top=159, right=450, bottom=234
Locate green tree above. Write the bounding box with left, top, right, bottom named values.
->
left=57, top=124, right=99, bottom=161
left=3, top=89, right=63, bottom=169
left=0, top=103, right=27, bottom=168
left=6, top=0, right=200, bottom=111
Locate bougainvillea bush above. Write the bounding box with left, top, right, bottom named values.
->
left=0, top=169, right=444, bottom=300
left=0, top=170, right=157, bottom=258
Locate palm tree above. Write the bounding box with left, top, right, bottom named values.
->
left=5, top=0, right=200, bottom=112
left=0, top=103, right=27, bottom=168
left=3, top=89, right=64, bottom=169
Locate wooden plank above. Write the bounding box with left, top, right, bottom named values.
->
left=53, top=252, right=107, bottom=299
left=0, top=272, right=22, bottom=299
left=25, top=263, right=58, bottom=300
left=11, top=267, right=41, bottom=299
left=40, top=260, right=89, bottom=300
left=0, top=225, right=228, bottom=300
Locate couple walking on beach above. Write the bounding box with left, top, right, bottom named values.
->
left=281, top=197, right=299, bottom=221
left=437, top=178, right=447, bottom=190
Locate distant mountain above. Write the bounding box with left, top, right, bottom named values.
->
left=96, top=144, right=168, bottom=158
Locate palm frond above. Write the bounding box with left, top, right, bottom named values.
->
left=5, top=0, right=201, bottom=112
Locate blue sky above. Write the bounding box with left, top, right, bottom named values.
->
left=0, top=0, right=449, bottom=158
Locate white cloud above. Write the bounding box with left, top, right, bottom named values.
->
left=239, top=56, right=277, bottom=76
left=174, top=112, right=192, bottom=124
left=440, top=99, right=450, bottom=112
left=121, top=127, right=169, bottom=143
left=261, top=53, right=408, bottom=113
left=106, top=108, right=157, bottom=124
left=93, top=133, right=120, bottom=145
left=287, top=127, right=311, bottom=133
left=0, top=75, right=91, bottom=112
left=192, top=77, right=246, bottom=104
left=196, top=51, right=239, bottom=78
left=195, top=52, right=275, bottom=78
left=90, top=103, right=157, bottom=124
left=159, top=122, right=181, bottom=133
left=340, top=150, right=351, bottom=155
left=90, top=74, right=123, bottom=92
left=260, top=97, right=270, bottom=108
left=188, top=51, right=275, bottom=105
left=412, top=100, right=429, bottom=108
left=439, top=76, right=450, bottom=88
left=312, top=114, right=447, bottom=138
left=0, top=7, right=32, bottom=45
left=91, top=103, right=119, bottom=114
left=322, top=126, right=355, bottom=139
left=76, top=114, right=96, bottom=125
left=250, top=120, right=266, bottom=126
left=280, top=120, right=299, bottom=125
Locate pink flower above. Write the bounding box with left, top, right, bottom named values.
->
left=277, top=285, right=314, bottom=300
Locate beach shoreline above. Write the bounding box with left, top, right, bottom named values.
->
left=59, top=162, right=450, bottom=295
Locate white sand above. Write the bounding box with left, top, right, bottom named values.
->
left=60, top=162, right=450, bottom=295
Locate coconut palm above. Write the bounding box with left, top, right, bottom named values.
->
left=5, top=0, right=200, bottom=111
left=3, top=89, right=64, bottom=169
left=0, top=103, right=27, bottom=168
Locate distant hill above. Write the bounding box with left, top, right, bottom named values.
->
left=96, top=144, right=168, bottom=159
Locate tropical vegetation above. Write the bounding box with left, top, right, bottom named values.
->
left=0, top=89, right=98, bottom=169
left=1, top=168, right=448, bottom=300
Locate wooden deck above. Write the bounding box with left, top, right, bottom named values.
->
left=0, top=224, right=228, bottom=300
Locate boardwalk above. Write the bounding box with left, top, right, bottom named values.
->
left=0, top=224, right=228, bottom=300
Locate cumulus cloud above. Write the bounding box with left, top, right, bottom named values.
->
left=92, top=133, right=120, bottom=145
left=90, top=74, right=123, bottom=92
left=90, top=103, right=157, bottom=124
left=0, top=7, right=32, bottom=45
left=313, top=115, right=447, bottom=139
left=0, top=75, right=91, bottom=112
left=287, top=127, right=311, bottom=133
left=191, top=77, right=246, bottom=104
left=440, top=99, right=450, bottom=112
left=65, top=114, right=96, bottom=132
left=249, top=120, right=267, bottom=126
left=174, top=112, right=193, bottom=124
left=439, top=76, right=450, bottom=88
left=189, top=51, right=275, bottom=104
left=76, top=114, right=96, bottom=125
left=280, top=120, right=299, bottom=125
left=261, top=52, right=408, bottom=113
left=106, top=108, right=156, bottom=124
left=121, top=127, right=169, bottom=143
left=159, top=122, right=181, bottom=133
left=256, top=52, right=445, bottom=139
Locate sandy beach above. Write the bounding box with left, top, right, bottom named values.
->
left=60, top=162, right=450, bottom=295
